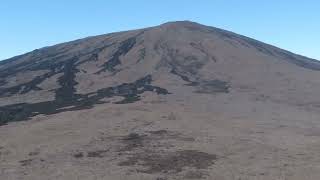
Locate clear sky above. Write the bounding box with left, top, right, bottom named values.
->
left=0, top=0, right=319, bottom=60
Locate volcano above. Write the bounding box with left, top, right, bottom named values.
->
left=1, top=21, right=320, bottom=180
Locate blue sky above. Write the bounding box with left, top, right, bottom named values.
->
left=0, top=0, right=319, bottom=60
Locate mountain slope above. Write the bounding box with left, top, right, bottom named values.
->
left=1, top=21, right=320, bottom=180
left=1, top=21, right=319, bottom=125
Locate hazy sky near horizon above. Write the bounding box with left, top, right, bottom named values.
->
left=0, top=1, right=319, bottom=60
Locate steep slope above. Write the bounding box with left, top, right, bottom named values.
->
left=1, top=21, right=320, bottom=180
left=1, top=21, right=319, bottom=125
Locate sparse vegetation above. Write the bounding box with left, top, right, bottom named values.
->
left=87, top=150, right=108, bottom=158
left=73, top=152, right=84, bottom=158
left=19, top=159, right=33, bottom=166
left=119, top=150, right=217, bottom=174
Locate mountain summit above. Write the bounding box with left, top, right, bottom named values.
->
left=1, top=21, right=320, bottom=179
